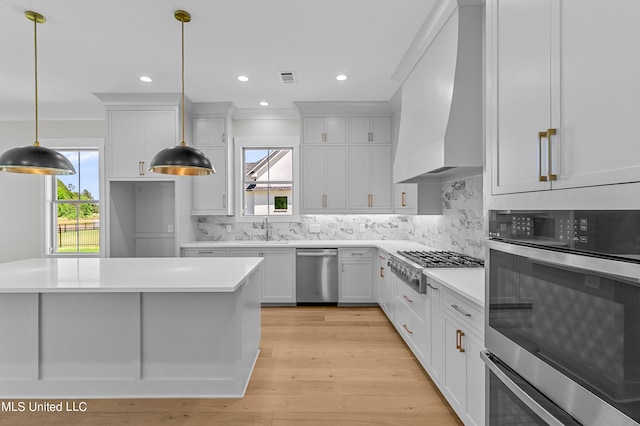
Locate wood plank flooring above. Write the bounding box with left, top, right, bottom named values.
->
left=1, top=306, right=462, bottom=425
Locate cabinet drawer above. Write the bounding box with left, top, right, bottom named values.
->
left=340, top=248, right=374, bottom=259
left=396, top=282, right=426, bottom=324
left=395, top=300, right=426, bottom=361
left=182, top=249, right=228, bottom=257
left=442, top=289, right=484, bottom=335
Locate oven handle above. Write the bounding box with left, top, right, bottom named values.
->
left=483, top=238, right=640, bottom=284
left=481, top=351, right=580, bottom=426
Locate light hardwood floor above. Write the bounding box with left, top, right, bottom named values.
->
left=2, top=307, right=462, bottom=425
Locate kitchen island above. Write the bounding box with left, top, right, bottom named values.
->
left=0, top=257, right=263, bottom=398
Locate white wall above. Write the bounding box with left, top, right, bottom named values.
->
left=233, top=119, right=299, bottom=137
left=0, top=121, right=104, bottom=263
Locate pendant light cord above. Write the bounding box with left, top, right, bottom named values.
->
left=180, top=17, right=186, bottom=146
left=33, top=16, right=40, bottom=146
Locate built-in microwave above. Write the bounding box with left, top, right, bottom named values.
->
left=484, top=210, right=640, bottom=426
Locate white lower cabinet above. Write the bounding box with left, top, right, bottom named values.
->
left=380, top=272, right=484, bottom=426
left=339, top=248, right=375, bottom=303
left=441, top=289, right=485, bottom=426
left=229, top=249, right=295, bottom=305
left=376, top=250, right=393, bottom=318
left=182, top=248, right=228, bottom=257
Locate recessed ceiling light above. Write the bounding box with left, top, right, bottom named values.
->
left=336, top=74, right=348, bottom=81
left=237, top=75, right=249, bottom=82
left=259, top=101, right=269, bottom=107
left=139, top=76, right=153, bottom=83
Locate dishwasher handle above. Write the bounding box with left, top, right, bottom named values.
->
left=296, top=249, right=338, bottom=257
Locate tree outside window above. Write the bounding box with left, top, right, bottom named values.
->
left=52, top=150, right=100, bottom=254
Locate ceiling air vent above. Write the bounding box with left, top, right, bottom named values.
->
left=279, top=71, right=296, bottom=84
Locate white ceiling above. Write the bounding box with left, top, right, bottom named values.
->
left=0, top=0, right=437, bottom=120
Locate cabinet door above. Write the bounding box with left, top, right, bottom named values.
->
left=261, top=250, right=295, bottom=303
left=109, top=111, right=145, bottom=178
left=324, top=118, right=346, bottom=144
left=464, top=329, right=486, bottom=426
left=370, top=145, right=392, bottom=209
left=143, top=110, right=178, bottom=171
left=442, top=314, right=467, bottom=416
left=191, top=146, right=228, bottom=214
left=324, top=146, right=347, bottom=210
left=348, top=117, right=372, bottom=143
left=491, top=0, right=553, bottom=194
left=193, top=117, right=225, bottom=146
left=301, top=146, right=326, bottom=211
left=340, top=260, right=374, bottom=303
left=348, top=146, right=371, bottom=209
left=553, top=0, right=640, bottom=190
left=303, top=118, right=326, bottom=144
left=370, top=117, right=392, bottom=144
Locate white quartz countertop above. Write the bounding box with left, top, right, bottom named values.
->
left=424, top=268, right=485, bottom=307
left=182, top=239, right=432, bottom=254
left=0, top=257, right=263, bottom=293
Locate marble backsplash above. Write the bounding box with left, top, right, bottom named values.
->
left=192, top=174, right=484, bottom=259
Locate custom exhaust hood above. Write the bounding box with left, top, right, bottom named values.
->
left=393, top=0, right=482, bottom=184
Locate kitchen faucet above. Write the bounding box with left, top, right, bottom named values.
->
left=261, top=217, right=269, bottom=241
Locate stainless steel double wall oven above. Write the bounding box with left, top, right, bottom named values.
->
left=484, top=210, right=640, bottom=426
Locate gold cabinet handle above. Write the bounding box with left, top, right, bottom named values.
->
left=401, top=191, right=406, bottom=207
left=456, top=330, right=461, bottom=350
left=222, top=194, right=226, bottom=208
left=547, top=128, right=557, bottom=181
left=141, top=161, right=145, bottom=176
left=322, top=193, right=327, bottom=208
left=222, top=132, right=225, bottom=143
left=538, top=131, right=548, bottom=182
left=402, top=324, right=413, bottom=335
left=322, top=132, right=327, bottom=143
left=459, top=330, right=465, bottom=353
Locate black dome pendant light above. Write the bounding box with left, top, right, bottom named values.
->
left=149, top=10, right=214, bottom=176
left=0, top=11, right=76, bottom=175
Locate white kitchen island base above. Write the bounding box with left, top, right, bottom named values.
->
left=0, top=257, right=263, bottom=398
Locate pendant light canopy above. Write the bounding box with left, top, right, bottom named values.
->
left=149, top=10, right=214, bottom=176
left=0, top=11, right=75, bottom=175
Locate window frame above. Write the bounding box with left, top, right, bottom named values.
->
left=42, top=138, right=105, bottom=258
left=234, top=136, right=300, bottom=223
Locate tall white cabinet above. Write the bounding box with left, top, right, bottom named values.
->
left=190, top=103, right=235, bottom=216
left=488, top=0, right=640, bottom=205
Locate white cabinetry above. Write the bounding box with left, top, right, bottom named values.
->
left=301, top=146, right=347, bottom=212
left=339, top=248, right=375, bottom=304
left=303, top=117, right=346, bottom=144
left=182, top=248, right=228, bottom=257
left=426, top=279, right=444, bottom=385
left=440, top=288, right=485, bottom=426
left=376, top=250, right=393, bottom=318
left=393, top=281, right=427, bottom=363
left=489, top=0, right=640, bottom=200
left=190, top=104, right=234, bottom=216
left=393, top=183, right=442, bottom=215
left=108, top=109, right=178, bottom=179
left=348, top=145, right=392, bottom=212
left=348, top=117, right=391, bottom=144
left=229, top=248, right=295, bottom=304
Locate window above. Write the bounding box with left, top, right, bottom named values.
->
left=242, top=148, right=294, bottom=216
left=49, top=150, right=100, bottom=254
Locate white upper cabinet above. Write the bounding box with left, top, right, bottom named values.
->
left=302, top=117, right=346, bottom=144
left=489, top=0, right=640, bottom=197
left=348, top=145, right=392, bottom=212
left=348, top=117, right=392, bottom=144
left=192, top=117, right=226, bottom=146
left=301, top=146, right=347, bottom=212
left=190, top=115, right=231, bottom=215
left=108, top=109, right=178, bottom=179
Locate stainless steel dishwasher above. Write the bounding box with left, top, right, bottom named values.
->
left=296, top=248, right=339, bottom=304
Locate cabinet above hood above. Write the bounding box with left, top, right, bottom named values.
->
left=393, top=0, right=482, bottom=184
